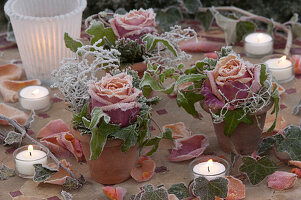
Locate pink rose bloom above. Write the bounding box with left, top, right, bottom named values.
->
left=109, top=8, right=157, bottom=42
left=201, top=54, right=261, bottom=109
left=88, top=73, right=142, bottom=127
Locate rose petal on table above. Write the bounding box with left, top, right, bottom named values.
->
left=37, top=119, right=70, bottom=138
left=0, top=103, right=28, bottom=125
left=58, top=132, right=85, bottom=162
left=226, top=176, right=245, bottom=200
left=44, top=159, right=72, bottom=185
left=168, top=194, right=179, bottom=200
left=131, top=157, right=156, bottom=182
left=0, top=64, right=22, bottom=81
left=205, top=52, right=218, bottom=59
left=272, top=82, right=285, bottom=96
left=40, top=133, right=73, bottom=158
left=267, top=171, right=297, bottom=190
left=162, top=122, right=191, bottom=139
left=0, top=79, right=41, bottom=102
left=168, top=134, right=209, bottom=162
left=179, top=38, right=221, bottom=52
left=288, top=160, right=301, bottom=168
left=292, top=55, right=301, bottom=75
left=103, top=186, right=127, bottom=200
left=291, top=168, right=301, bottom=178
left=262, top=112, right=286, bottom=136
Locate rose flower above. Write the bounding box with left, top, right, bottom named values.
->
left=109, top=8, right=157, bottom=42
left=201, top=54, right=262, bottom=110
left=88, top=73, right=142, bottom=127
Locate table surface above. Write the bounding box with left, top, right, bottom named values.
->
left=0, top=27, right=301, bottom=200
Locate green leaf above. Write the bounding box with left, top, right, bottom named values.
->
left=155, top=7, right=183, bottom=31
left=196, top=10, right=214, bottom=31
left=86, top=20, right=116, bottom=46
left=183, top=0, right=202, bottom=14
left=257, top=137, right=276, bottom=155
left=267, top=85, right=280, bottom=133
left=4, top=131, right=22, bottom=145
left=111, top=124, right=138, bottom=152
left=211, top=8, right=237, bottom=45
left=267, top=22, right=274, bottom=35
left=142, top=35, right=177, bottom=57
left=176, top=90, right=203, bottom=118
left=192, top=177, right=228, bottom=200
left=33, top=164, right=57, bottom=182
left=260, top=64, right=268, bottom=86
left=63, top=175, right=85, bottom=191
left=223, top=109, right=253, bottom=137
left=236, top=21, right=256, bottom=42
left=184, top=58, right=217, bottom=74
left=218, top=46, right=234, bottom=59
left=289, top=14, right=301, bottom=40
left=239, top=156, right=276, bottom=185
left=64, top=33, right=83, bottom=53
left=89, top=121, right=120, bottom=160
left=144, top=128, right=173, bottom=156
left=90, top=107, right=110, bottom=129
left=176, top=74, right=206, bottom=86
left=168, top=183, right=190, bottom=199
left=140, top=72, right=175, bottom=95
left=275, top=125, right=301, bottom=161
left=140, top=185, right=169, bottom=200
left=0, top=164, right=15, bottom=180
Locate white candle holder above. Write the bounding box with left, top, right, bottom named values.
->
left=244, top=33, right=273, bottom=58
left=189, top=155, right=230, bottom=180
left=262, top=54, right=295, bottom=83
left=13, top=145, right=49, bottom=178
left=18, top=86, right=51, bottom=112
left=4, top=0, right=87, bottom=86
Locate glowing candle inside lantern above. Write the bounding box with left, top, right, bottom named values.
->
left=193, top=159, right=226, bottom=180
left=244, top=33, right=273, bottom=57
left=14, top=145, right=48, bottom=177
left=19, top=86, right=51, bottom=111
left=265, top=55, right=294, bottom=82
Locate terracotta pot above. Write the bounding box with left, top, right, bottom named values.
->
left=127, top=62, right=147, bottom=78
left=72, top=128, right=138, bottom=184
left=201, top=101, right=273, bottom=155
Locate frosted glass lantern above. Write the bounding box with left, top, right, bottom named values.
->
left=4, top=0, right=87, bottom=85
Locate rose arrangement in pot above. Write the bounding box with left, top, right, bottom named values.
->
left=140, top=47, right=279, bottom=155
left=52, top=40, right=172, bottom=184
left=64, top=8, right=196, bottom=77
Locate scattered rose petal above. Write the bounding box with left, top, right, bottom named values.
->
left=292, top=55, right=301, bottom=74
left=9, top=191, right=22, bottom=198
left=45, top=160, right=72, bottom=185
left=40, top=132, right=85, bottom=161
left=263, top=113, right=286, bottom=136
left=37, top=113, right=50, bottom=119
left=51, top=97, right=63, bottom=103
left=47, top=196, right=61, bottom=200
left=162, top=122, right=191, bottom=139
left=131, top=156, right=156, bottom=182
left=103, top=186, right=127, bottom=200
left=226, top=176, right=245, bottom=200
left=204, top=52, right=218, bottom=59
left=288, top=160, right=301, bottom=168
left=200, top=36, right=225, bottom=43
left=267, top=171, right=297, bottom=190
left=0, top=103, right=28, bottom=125
left=156, top=109, right=168, bottom=115
left=285, top=88, right=296, bottom=95
left=179, top=38, right=221, bottom=52
left=155, top=166, right=167, bottom=173
left=27, top=130, right=34, bottom=135
left=168, top=134, right=209, bottom=162
left=0, top=79, right=41, bottom=102
left=149, top=125, right=156, bottom=131
left=0, top=64, right=22, bottom=81
left=5, top=147, right=16, bottom=154
left=280, top=104, right=288, bottom=110
left=37, top=119, right=69, bottom=138
left=291, top=168, right=301, bottom=178
left=168, top=194, right=179, bottom=200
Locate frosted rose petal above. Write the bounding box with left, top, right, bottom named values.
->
left=0, top=103, right=28, bottom=125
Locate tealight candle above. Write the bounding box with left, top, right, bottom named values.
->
left=190, top=156, right=229, bottom=180
left=263, top=54, right=295, bottom=83
left=13, top=145, right=48, bottom=178
left=19, top=86, right=51, bottom=111
left=244, top=33, right=273, bottom=57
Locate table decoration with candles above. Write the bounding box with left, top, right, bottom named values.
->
left=262, top=54, right=295, bottom=83
left=19, top=85, right=51, bottom=112
left=244, top=32, right=273, bottom=57
left=13, top=145, right=48, bottom=178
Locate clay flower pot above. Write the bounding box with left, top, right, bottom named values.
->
left=72, top=128, right=137, bottom=184
left=127, top=62, right=147, bottom=78
left=201, top=101, right=273, bottom=155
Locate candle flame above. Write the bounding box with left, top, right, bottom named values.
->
left=279, top=55, right=287, bottom=62
left=256, top=33, right=263, bottom=43
left=28, top=145, right=33, bottom=156
left=207, top=159, right=213, bottom=172
left=32, top=89, right=40, bottom=96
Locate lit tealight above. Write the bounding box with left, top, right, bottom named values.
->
left=28, top=145, right=33, bottom=156
left=278, top=55, right=287, bottom=63
left=207, top=159, right=213, bottom=172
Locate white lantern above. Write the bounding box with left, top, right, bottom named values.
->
left=4, top=0, right=87, bottom=85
